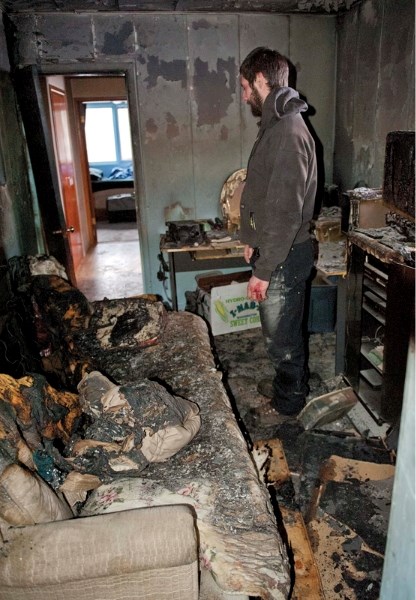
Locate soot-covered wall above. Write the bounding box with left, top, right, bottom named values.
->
left=334, top=0, right=414, bottom=191
left=5, top=12, right=336, bottom=304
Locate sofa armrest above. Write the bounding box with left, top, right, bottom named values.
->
left=0, top=504, right=198, bottom=600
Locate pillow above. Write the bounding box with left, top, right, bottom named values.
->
left=140, top=395, right=201, bottom=462
left=68, top=371, right=201, bottom=480
left=0, top=463, right=73, bottom=526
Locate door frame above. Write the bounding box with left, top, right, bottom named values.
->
left=14, top=62, right=148, bottom=291
left=13, top=64, right=76, bottom=283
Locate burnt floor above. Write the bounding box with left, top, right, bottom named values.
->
left=77, top=221, right=395, bottom=600
left=213, top=328, right=395, bottom=600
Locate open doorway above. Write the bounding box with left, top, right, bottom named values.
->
left=43, top=72, right=143, bottom=301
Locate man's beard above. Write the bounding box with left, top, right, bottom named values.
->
left=249, top=87, right=263, bottom=117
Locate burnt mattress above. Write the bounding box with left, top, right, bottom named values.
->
left=81, top=311, right=291, bottom=600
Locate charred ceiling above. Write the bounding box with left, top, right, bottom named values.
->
left=1, top=0, right=364, bottom=15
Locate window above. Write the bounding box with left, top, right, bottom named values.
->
left=117, top=106, right=132, bottom=161
left=84, top=101, right=133, bottom=177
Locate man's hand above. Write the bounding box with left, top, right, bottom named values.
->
left=244, top=245, right=253, bottom=264
left=247, top=275, right=269, bottom=302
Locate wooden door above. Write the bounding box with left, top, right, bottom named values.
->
left=12, top=65, right=76, bottom=283
left=48, top=85, right=83, bottom=271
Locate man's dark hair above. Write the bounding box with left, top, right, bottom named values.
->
left=240, top=47, right=289, bottom=89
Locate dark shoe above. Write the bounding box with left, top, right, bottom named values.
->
left=273, top=396, right=305, bottom=417
left=257, top=378, right=305, bottom=416
left=257, top=378, right=274, bottom=399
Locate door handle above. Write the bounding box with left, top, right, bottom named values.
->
left=53, top=226, right=75, bottom=235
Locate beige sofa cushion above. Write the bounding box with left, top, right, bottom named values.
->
left=0, top=463, right=73, bottom=526
left=0, top=504, right=198, bottom=600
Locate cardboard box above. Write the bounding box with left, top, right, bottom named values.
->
left=195, top=271, right=260, bottom=336
left=349, top=198, right=389, bottom=229
left=195, top=269, right=338, bottom=336
left=341, top=188, right=388, bottom=230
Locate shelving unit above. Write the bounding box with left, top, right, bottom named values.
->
left=359, top=258, right=387, bottom=412
left=344, top=243, right=414, bottom=425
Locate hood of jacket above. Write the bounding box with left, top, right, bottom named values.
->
left=261, top=86, right=308, bottom=127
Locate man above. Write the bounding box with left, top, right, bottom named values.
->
left=239, top=47, right=317, bottom=418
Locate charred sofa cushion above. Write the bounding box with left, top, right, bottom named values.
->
left=70, top=298, right=167, bottom=385
left=76, top=297, right=166, bottom=352
left=66, top=371, right=201, bottom=481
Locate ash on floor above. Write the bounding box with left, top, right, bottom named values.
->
left=213, top=327, right=395, bottom=600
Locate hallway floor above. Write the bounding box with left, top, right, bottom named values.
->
left=76, top=221, right=143, bottom=302
left=73, top=223, right=395, bottom=599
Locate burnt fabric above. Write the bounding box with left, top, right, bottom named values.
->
left=6, top=256, right=91, bottom=388
left=0, top=373, right=81, bottom=491
left=74, top=296, right=166, bottom=358
left=29, top=274, right=93, bottom=389
left=4, top=256, right=167, bottom=390
left=0, top=308, right=291, bottom=599
left=6, top=272, right=93, bottom=390
left=7, top=255, right=67, bottom=290
left=0, top=396, right=34, bottom=474
left=0, top=373, right=81, bottom=452
left=0, top=370, right=200, bottom=491
left=67, top=371, right=201, bottom=481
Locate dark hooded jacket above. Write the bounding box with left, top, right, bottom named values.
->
left=239, top=86, right=317, bottom=282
